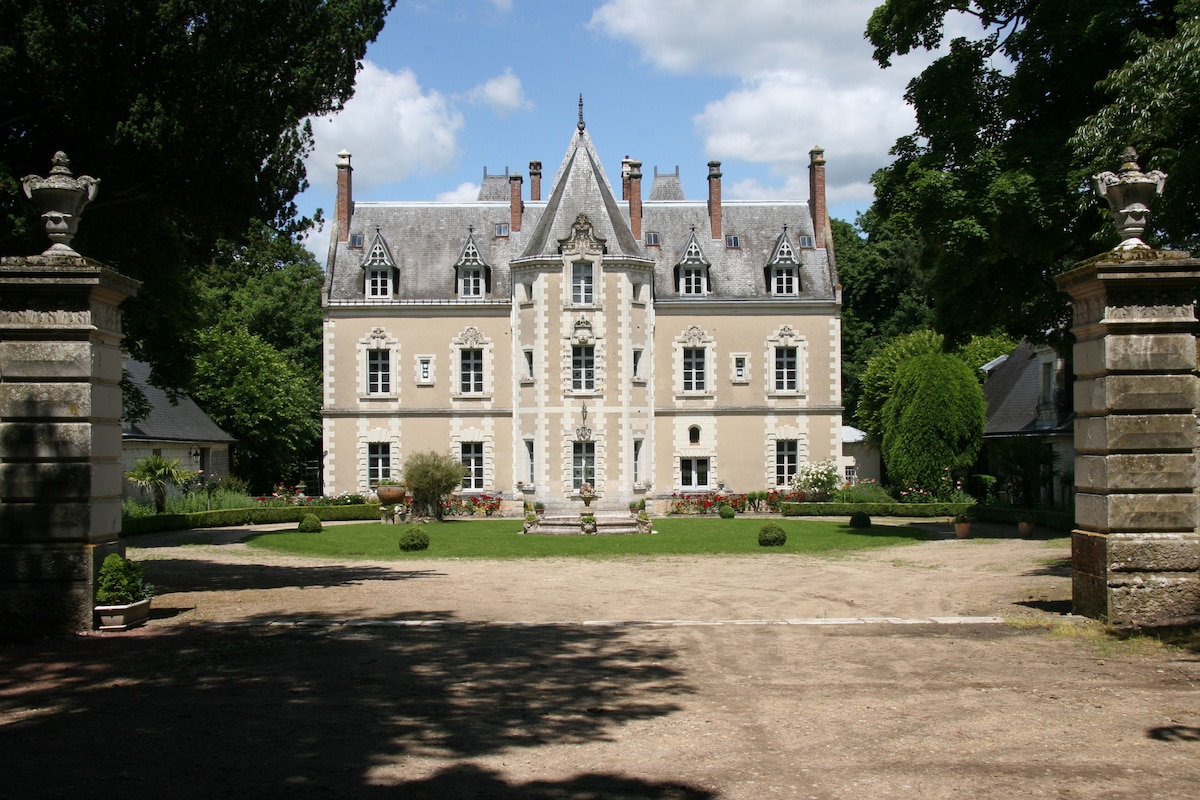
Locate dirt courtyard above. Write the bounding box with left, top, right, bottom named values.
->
left=2, top=520, right=1198, bottom=799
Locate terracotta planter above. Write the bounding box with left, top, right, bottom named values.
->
left=376, top=485, right=406, bottom=505
left=1018, top=521, right=1035, bottom=538
left=95, top=598, right=152, bottom=631
left=954, top=522, right=971, bottom=539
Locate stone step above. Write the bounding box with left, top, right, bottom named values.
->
left=526, top=514, right=652, bottom=536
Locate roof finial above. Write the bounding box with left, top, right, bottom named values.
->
left=577, top=93, right=585, bottom=133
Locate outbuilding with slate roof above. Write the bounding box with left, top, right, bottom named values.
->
left=321, top=105, right=844, bottom=514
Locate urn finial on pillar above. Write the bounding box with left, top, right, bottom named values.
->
left=1093, top=147, right=1166, bottom=251
left=21, top=151, right=100, bottom=256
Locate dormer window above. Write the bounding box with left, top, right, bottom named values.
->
left=361, top=230, right=396, bottom=299
left=367, top=268, right=393, bottom=298
left=454, top=230, right=492, bottom=299
left=495, top=222, right=510, bottom=237
left=799, top=235, right=815, bottom=248
left=765, top=227, right=801, bottom=295
left=725, top=234, right=740, bottom=249
left=349, top=233, right=365, bottom=248
left=645, top=231, right=660, bottom=246
left=772, top=266, right=798, bottom=296
left=682, top=267, right=705, bottom=295
left=674, top=231, right=711, bottom=296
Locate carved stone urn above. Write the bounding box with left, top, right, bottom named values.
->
left=21, top=151, right=100, bottom=256
left=1093, top=147, right=1166, bottom=250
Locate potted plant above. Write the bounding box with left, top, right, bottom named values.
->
left=94, top=553, right=155, bottom=630
left=1016, top=512, right=1035, bottom=538
left=375, top=478, right=406, bottom=505
left=953, top=513, right=972, bottom=539
left=580, top=513, right=597, bottom=534
left=534, top=500, right=545, bottom=517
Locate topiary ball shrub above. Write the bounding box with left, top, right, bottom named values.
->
left=718, top=504, right=736, bottom=519
left=848, top=511, right=871, bottom=529
left=758, top=523, right=787, bottom=547
left=297, top=513, right=323, bottom=533
left=398, top=526, right=430, bottom=551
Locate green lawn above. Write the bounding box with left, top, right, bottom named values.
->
left=246, top=516, right=932, bottom=560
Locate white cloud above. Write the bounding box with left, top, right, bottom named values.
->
left=465, top=68, right=533, bottom=117
left=436, top=182, right=482, bottom=202
left=305, top=61, right=464, bottom=192
left=486, top=0, right=513, bottom=11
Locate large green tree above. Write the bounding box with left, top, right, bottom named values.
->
left=0, top=0, right=393, bottom=390
left=865, top=0, right=1193, bottom=346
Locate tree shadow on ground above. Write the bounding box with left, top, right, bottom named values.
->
left=1024, top=557, right=1072, bottom=578
left=140, top=556, right=442, bottom=593
left=0, top=612, right=696, bottom=797
left=394, top=763, right=716, bottom=798
left=1016, top=599, right=1073, bottom=615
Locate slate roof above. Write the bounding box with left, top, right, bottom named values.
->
left=983, top=342, right=1072, bottom=437
left=325, top=123, right=837, bottom=305
left=122, top=360, right=235, bottom=444
left=648, top=166, right=685, bottom=201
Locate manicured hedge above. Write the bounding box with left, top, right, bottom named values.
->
left=969, top=505, right=1076, bottom=532
left=780, top=502, right=975, bottom=518
left=122, top=503, right=382, bottom=535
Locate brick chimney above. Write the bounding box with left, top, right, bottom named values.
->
left=808, top=146, right=827, bottom=248
left=628, top=160, right=643, bottom=240
left=621, top=155, right=634, bottom=201
left=529, top=160, right=542, bottom=202
left=335, top=149, right=353, bottom=243
left=707, top=160, right=722, bottom=240
left=509, top=173, right=524, bottom=232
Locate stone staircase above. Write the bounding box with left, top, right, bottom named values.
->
left=525, top=514, right=652, bottom=536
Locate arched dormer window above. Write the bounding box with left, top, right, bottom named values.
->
left=764, top=226, right=801, bottom=296
left=454, top=228, right=492, bottom=299
left=673, top=228, right=711, bottom=296
left=362, top=229, right=397, bottom=298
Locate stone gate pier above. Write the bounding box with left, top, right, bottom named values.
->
left=0, top=153, right=138, bottom=636
left=1056, top=149, right=1200, bottom=626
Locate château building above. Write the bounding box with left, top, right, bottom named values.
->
left=321, top=109, right=843, bottom=513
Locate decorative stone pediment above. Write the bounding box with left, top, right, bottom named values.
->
left=559, top=212, right=606, bottom=257
left=459, top=326, right=485, bottom=347
left=682, top=325, right=708, bottom=347
left=572, top=317, right=595, bottom=344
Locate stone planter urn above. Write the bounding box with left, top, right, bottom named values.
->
left=376, top=484, right=406, bottom=505
left=578, top=482, right=597, bottom=509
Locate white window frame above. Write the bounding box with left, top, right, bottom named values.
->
left=459, top=267, right=483, bottom=298
left=460, top=348, right=484, bottom=394
left=681, top=266, right=706, bottom=296
left=682, top=347, right=706, bottom=392
left=798, top=234, right=815, bottom=248
left=680, top=457, right=710, bottom=489
left=461, top=442, right=484, bottom=490
left=367, top=442, right=391, bottom=487
left=367, top=268, right=392, bottom=298
left=775, top=346, right=798, bottom=392
left=495, top=222, right=510, bottom=237
left=572, top=261, right=594, bottom=306
left=775, top=440, right=798, bottom=486
left=732, top=354, right=750, bottom=384
left=367, top=349, right=391, bottom=394
left=645, top=231, right=660, bottom=246
left=725, top=234, right=740, bottom=249
left=525, top=439, right=536, bottom=485
left=633, top=438, right=643, bottom=485
left=573, top=442, right=596, bottom=489
left=572, top=345, right=595, bottom=391
left=772, top=265, right=798, bottom=296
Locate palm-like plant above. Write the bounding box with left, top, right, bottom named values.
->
left=125, top=455, right=196, bottom=513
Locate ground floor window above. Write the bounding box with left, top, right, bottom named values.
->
left=573, top=442, right=595, bottom=489
left=367, top=442, right=390, bottom=486
left=681, top=457, right=709, bottom=489
left=775, top=440, right=798, bottom=486
left=461, top=442, right=484, bottom=490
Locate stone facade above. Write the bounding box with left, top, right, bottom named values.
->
left=322, top=118, right=843, bottom=514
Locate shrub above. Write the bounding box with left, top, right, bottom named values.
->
left=95, top=553, right=154, bottom=605
left=834, top=481, right=892, bottom=504
left=791, top=459, right=840, bottom=500
left=403, top=450, right=469, bottom=520
left=297, top=513, right=323, bottom=533
left=758, top=523, right=787, bottom=547
left=848, top=511, right=871, bottom=528
left=398, top=526, right=430, bottom=551
left=718, top=504, right=736, bottom=519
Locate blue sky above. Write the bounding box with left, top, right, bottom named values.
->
left=298, top=0, right=964, bottom=259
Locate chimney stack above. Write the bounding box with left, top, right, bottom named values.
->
left=509, top=173, right=524, bottom=232
left=707, top=160, right=723, bottom=240
left=621, top=155, right=634, bottom=200
left=529, top=160, right=542, bottom=202
left=335, top=149, right=353, bottom=243
left=808, top=146, right=827, bottom=249
left=628, top=160, right=643, bottom=240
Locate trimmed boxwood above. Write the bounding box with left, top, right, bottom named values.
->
left=780, top=502, right=975, bottom=518
left=122, top=503, right=383, bottom=535
left=758, top=523, right=787, bottom=547
left=718, top=504, right=736, bottom=519
left=297, top=514, right=323, bottom=533
left=848, top=511, right=871, bottom=528
left=398, top=526, right=430, bottom=551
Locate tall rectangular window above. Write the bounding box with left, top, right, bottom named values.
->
left=367, top=268, right=392, bottom=298
left=775, top=440, right=798, bottom=486
left=460, top=267, right=483, bottom=297
left=367, top=349, right=390, bottom=394
left=460, top=349, right=483, bottom=393
left=632, top=348, right=643, bottom=379
left=683, top=348, right=706, bottom=392
left=573, top=442, right=595, bottom=489
left=775, top=347, right=798, bottom=391
left=461, top=442, right=484, bottom=490
left=572, top=345, right=595, bottom=390
left=681, top=457, right=709, bottom=489
left=572, top=261, right=594, bottom=305
left=682, top=267, right=705, bottom=295
left=525, top=439, right=536, bottom=485
left=368, top=443, right=390, bottom=486
left=633, top=439, right=643, bottom=484
left=524, top=350, right=534, bottom=380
